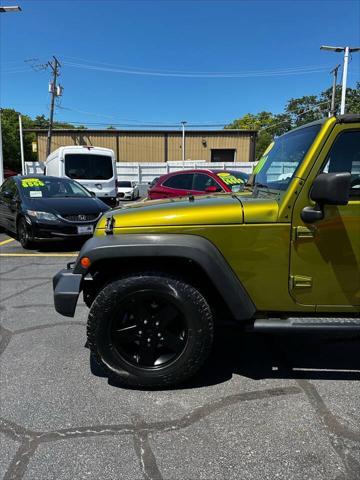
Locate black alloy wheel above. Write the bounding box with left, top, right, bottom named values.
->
left=17, top=217, right=34, bottom=249
left=110, top=291, right=187, bottom=368
left=87, top=273, right=214, bottom=388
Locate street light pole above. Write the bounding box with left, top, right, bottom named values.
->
left=0, top=5, right=22, bottom=185
left=320, top=45, right=360, bottom=115
left=340, top=47, right=350, bottom=115
left=181, top=121, right=187, bottom=163
left=19, top=115, right=25, bottom=174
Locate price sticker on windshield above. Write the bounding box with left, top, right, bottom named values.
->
left=29, top=191, right=43, bottom=198
left=217, top=172, right=244, bottom=186
left=21, top=178, right=45, bottom=188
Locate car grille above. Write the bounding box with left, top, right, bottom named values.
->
left=60, top=213, right=100, bottom=222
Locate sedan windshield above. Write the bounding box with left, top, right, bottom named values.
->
left=216, top=170, right=248, bottom=192
left=254, top=124, right=322, bottom=191
left=20, top=177, right=92, bottom=198
left=118, top=181, right=132, bottom=188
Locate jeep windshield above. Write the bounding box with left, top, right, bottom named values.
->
left=254, top=123, right=322, bottom=191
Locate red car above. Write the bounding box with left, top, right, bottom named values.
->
left=148, top=169, right=249, bottom=200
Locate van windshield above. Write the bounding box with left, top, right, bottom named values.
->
left=65, top=154, right=113, bottom=180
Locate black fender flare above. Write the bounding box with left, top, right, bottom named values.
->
left=75, top=234, right=256, bottom=322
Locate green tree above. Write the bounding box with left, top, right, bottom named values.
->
left=285, top=83, right=360, bottom=126
left=225, top=111, right=291, bottom=159
left=1, top=109, right=84, bottom=171
left=226, top=83, right=360, bottom=159
left=1, top=108, right=37, bottom=171
left=32, top=114, right=78, bottom=129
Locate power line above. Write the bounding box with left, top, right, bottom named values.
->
left=61, top=58, right=332, bottom=79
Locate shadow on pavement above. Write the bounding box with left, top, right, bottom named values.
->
left=91, top=327, right=360, bottom=391
left=188, top=328, right=360, bottom=388
left=34, top=239, right=84, bottom=252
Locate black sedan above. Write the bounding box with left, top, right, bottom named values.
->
left=0, top=175, right=110, bottom=249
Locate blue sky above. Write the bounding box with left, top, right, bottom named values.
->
left=0, top=0, right=359, bottom=128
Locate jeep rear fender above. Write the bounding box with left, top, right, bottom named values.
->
left=75, top=234, right=255, bottom=321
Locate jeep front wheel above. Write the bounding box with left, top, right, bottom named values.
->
left=87, top=273, right=213, bottom=388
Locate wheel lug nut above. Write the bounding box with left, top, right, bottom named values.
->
left=144, top=320, right=148, bottom=325
left=138, top=330, right=142, bottom=335
left=157, top=333, right=161, bottom=337
left=147, top=338, right=151, bottom=342
left=155, top=321, right=159, bottom=326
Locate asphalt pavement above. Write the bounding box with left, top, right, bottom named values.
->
left=0, top=232, right=359, bottom=480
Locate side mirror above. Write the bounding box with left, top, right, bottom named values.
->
left=205, top=186, right=220, bottom=193
left=2, top=190, right=12, bottom=199
left=90, top=191, right=96, bottom=197
left=301, top=172, right=351, bottom=223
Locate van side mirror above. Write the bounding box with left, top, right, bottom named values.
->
left=301, top=172, right=351, bottom=223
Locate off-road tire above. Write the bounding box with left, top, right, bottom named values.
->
left=87, top=273, right=213, bottom=388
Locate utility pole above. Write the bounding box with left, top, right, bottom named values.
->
left=181, top=121, right=187, bottom=163
left=340, top=47, right=350, bottom=115
left=320, top=45, right=360, bottom=115
left=0, top=4, right=22, bottom=185
left=0, top=110, right=3, bottom=185
left=19, top=115, right=25, bottom=174
left=329, top=64, right=340, bottom=116
left=46, top=56, right=61, bottom=158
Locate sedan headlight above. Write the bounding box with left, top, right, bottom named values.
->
left=27, top=210, right=58, bottom=221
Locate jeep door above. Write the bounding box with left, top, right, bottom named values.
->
left=290, top=124, right=360, bottom=311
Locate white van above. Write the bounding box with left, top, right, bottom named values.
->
left=45, top=146, right=117, bottom=207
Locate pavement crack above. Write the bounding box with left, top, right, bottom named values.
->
left=1, top=280, right=50, bottom=303
left=36, top=425, right=134, bottom=442
left=297, top=379, right=360, bottom=479
left=12, top=303, right=86, bottom=309
left=0, top=385, right=302, bottom=480
left=297, top=380, right=360, bottom=442
left=3, top=437, right=39, bottom=480
left=133, top=416, right=163, bottom=480
left=14, top=321, right=87, bottom=335
left=0, top=325, right=13, bottom=355
left=0, top=417, right=34, bottom=442
left=145, top=385, right=302, bottom=434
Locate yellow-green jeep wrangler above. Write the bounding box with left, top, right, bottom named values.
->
left=53, top=115, right=360, bottom=388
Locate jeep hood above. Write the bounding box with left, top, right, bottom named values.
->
left=97, top=194, right=279, bottom=230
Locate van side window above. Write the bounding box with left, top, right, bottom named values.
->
left=322, top=130, right=360, bottom=197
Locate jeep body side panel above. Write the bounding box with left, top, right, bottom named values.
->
left=93, top=224, right=315, bottom=313
left=74, top=234, right=256, bottom=321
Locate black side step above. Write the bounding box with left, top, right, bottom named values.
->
left=253, top=317, right=360, bottom=333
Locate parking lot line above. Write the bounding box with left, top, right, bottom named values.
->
left=0, top=253, right=77, bottom=257
left=0, top=238, right=15, bottom=246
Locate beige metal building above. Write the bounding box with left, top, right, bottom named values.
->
left=27, top=128, right=257, bottom=163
